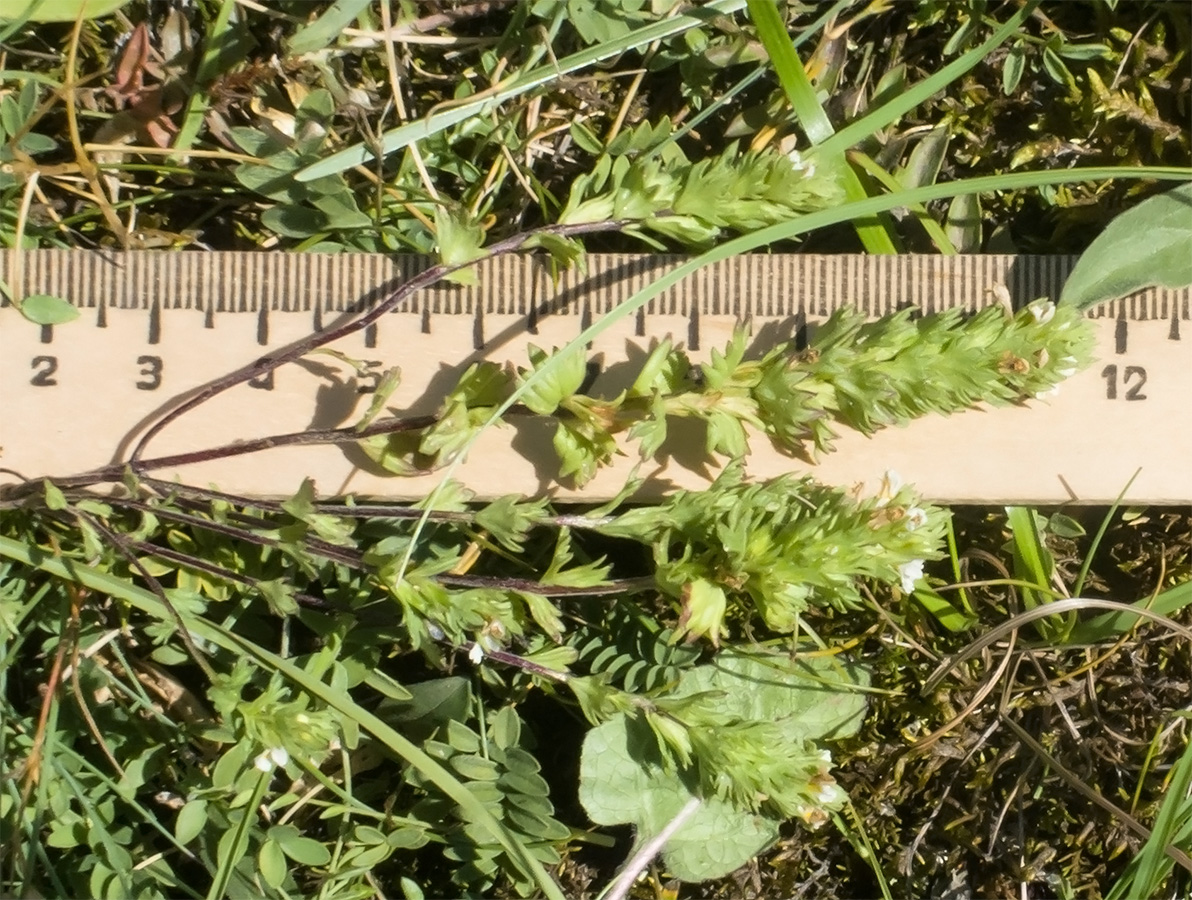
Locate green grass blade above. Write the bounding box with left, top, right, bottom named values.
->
left=810, top=1, right=1039, bottom=162
left=1065, top=580, right=1192, bottom=645
left=848, top=150, right=956, bottom=253
left=296, top=0, right=747, bottom=182
left=1072, top=469, right=1140, bottom=599
left=172, top=0, right=236, bottom=156
left=746, top=0, right=832, bottom=145
left=1005, top=507, right=1049, bottom=611
left=747, top=0, right=897, bottom=253
left=207, top=772, right=270, bottom=900
left=1106, top=735, right=1192, bottom=899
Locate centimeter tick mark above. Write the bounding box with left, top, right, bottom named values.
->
left=1115, top=318, right=1128, bottom=355
left=148, top=300, right=161, bottom=345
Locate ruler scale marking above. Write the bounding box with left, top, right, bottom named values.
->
left=3, top=250, right=1189, bottom=504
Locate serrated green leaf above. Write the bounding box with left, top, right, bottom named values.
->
left=435, top=206, right=486, bottom=285
left=1060, top=183, right=1192, bottom=309
left=20, top=294, right=79, bottom=325
left=43, top=479, right=67, bottom=510
left=474, top=494, right=549, bottom=553
left=354, top=366, right=401, bottom=431
left=518, top=345, right=587, bottom=416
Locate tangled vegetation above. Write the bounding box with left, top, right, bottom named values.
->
left=1, top=2, right=1189, bottom=899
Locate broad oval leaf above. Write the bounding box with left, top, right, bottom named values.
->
left=1060, top=183, right=1192, bottom=310
left=174, top=799, right=208, bottom=844
left=20, top=294, right=79, bottom=325
left=258, top=839, right=287, bottom=889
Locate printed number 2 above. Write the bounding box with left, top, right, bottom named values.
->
left=31, top=355, right=58, bottom=386
left=1101, top=364, right=1147, bottom=401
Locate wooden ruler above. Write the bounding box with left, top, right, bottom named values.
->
left=1, top=250, right=1188, bottom=504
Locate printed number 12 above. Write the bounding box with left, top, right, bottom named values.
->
left=1101, top=364, right=1147, bottom=401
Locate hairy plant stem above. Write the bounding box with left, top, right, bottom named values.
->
left=0, top=221, right=626, bottom=504
left=127, top=220, right=626, bottom=462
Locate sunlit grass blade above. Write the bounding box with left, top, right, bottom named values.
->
left=1005, top=506, right=1061, bottom=633
left=848, top=149, right=957, bottom=253
left=296, top=0, right=748, bottom=182
left=810, top=1, right=1038, bottom=162
left=1071, top=469, right=1140, bottom=599
left=1106, top=732, right=1192, bottom=899
left=747, top=0, right=897, bottom=253
left=1065, top=579, right=1192, bottom=646
left=171, top=0, right=236, bottom=156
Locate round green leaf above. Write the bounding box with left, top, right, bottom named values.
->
left=20, top=294, right=79, bottom=325
left=1060, top=183, right=1192, bottom=310
left=261, top=204, right=329, bottom=239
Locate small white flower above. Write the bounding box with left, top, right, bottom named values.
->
left=254, top=747, right=289, bottom=773
left=468, top=642, right=485, bottom=665
left=1056, top=367, right=1077, bottom=378
left=1028, top=301, right=1056, bottom=325
left=1056, top=357, right=1079, bottom=378
left=899, top=559, right=924, bottom=593
left=816, top=781, right=844, bottom=805
left=905, top=507, right=928, bottom=531
left=1035, top=385, right=1061, bottom=400
left=788, top=149, right=815, bottom=177
left=875, top=469, right=902, bottom=506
